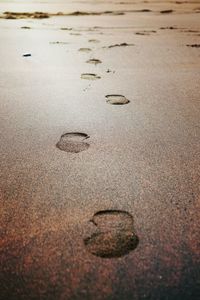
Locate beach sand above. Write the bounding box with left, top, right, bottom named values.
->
left=0, top=0, right=200, bottom=299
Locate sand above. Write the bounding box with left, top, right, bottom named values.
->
left=0, top=0, right=200, bottom=299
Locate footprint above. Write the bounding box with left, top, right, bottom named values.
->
left=84, top=210, right=139, bottom=258
left=79, top=48, right=92, bottom=53
left=86, top=59, right=102, bottom=65
left=88, top=39, right=100, bottom=43
left=50, top=41, right=68, bottom=45
left=60, top=27, right=72, bottom=31
left=135, top=32, right=150, bottom=35
left=135, top=30, right=156, bottom=35
left=160, top=26, right=177, bottom=30
left=70, top=32, right=81, bottom=36
left=186, top=44, right=200, bottom=48
left=105, top=94, right=130, bottom=105
left=106, top=43, right=134, bottom=49
left=23, top=53, right=31, bottom=57
left=21, top=26, right=31, bottom=29
left=160, top=9, right=173, bottom=14
left=81, top=73, right=101, bottom=80
left=56, top=132, right=90, bottom=153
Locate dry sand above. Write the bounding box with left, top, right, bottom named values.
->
left=0, top=0, right=200, bottom=299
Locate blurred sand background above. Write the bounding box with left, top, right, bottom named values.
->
left=0, top=1, right=200, bottom=299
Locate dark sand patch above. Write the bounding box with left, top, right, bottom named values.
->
left=106, top=94, right=130, bottom=105
left=84, top=210, right=139, bottom=258
left=86, top=59, right=102, bottom=65
left=56, top=132, right=90, bottom=153
left=81, top=73, right=101, bottom=80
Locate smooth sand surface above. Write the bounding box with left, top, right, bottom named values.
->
left=0, top=0, right=200, bottom=299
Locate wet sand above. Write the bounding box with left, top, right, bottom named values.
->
left=0, top=0, right=200, bottom=299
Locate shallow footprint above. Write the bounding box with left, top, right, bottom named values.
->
left=86, top=59, right=102, bottom=65
left=79, top=48, right=92, bottom=52
left=105, top=94, right=130, bottom=105
left=160, top=9, right=173, bottom=14
left=86, top=58, right=102, bottom=65
left=50, top=41, right=68, bottom=45
left=81, top=73, right=101, bottom=80
left=70, top=32, right=81, bottom=36
left=84, top=210, right=139, bottom=258
left=88, top=39, right=100, bottom=43
left=56, top=132, right=90, bottom=153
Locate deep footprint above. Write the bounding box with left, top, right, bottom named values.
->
left=105, top=94, right=130, bottom=105
left=86, top=59, right=102, bottom=65
left=84, top=210, right=139, bottom=258
left=56, top=132, right=90, bottom=153
left=81, top=73, right=101, bottom=80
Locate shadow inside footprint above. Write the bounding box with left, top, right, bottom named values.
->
left=56, top=132, right=90, bottom=153
left=81, top=73, right=101, bottom=80
left=84, top=210, right=139, bottom=258
left=105, top=94, right=130, bottom=105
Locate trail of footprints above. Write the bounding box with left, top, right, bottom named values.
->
left=21, top=12, right=198, bottom=259
left=54, top=22, right=199, bottom=258
left=55, top=33, right=137, bottom=258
